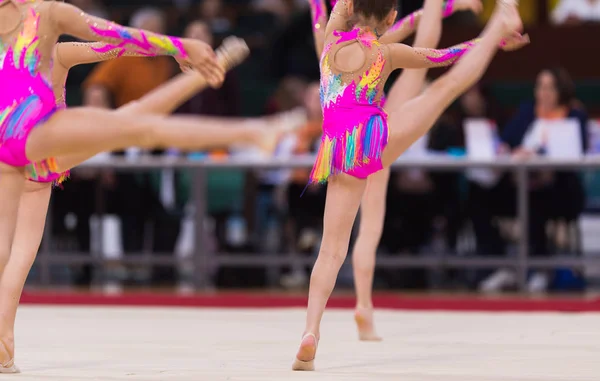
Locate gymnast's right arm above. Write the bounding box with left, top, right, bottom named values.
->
left=48, top=1, right=224, bottom=86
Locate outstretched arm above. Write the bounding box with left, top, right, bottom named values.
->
left=380, top=0, right=482, bottom=44
left=308, top=0, right=328, bottom=57
left=387, top=32, right=528, bottom=70
left=48, top=1, right=224, bottom=86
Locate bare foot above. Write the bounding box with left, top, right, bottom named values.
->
left=0, top=337, right=18, bottom=374
left=292, top=333, right=318, bottom=371
left=496, top=0, right=523, bottom=36
left=355, top=308, right=382, bottom=341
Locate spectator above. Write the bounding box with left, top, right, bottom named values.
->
left=478, top=67, right=588, bottom=293
left=83, top=8, right=180, bottom=287
left=198, top=0, right=232, bottom=35
left=552, top=0, right=600, bottom=25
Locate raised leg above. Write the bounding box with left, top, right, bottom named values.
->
left=24, top=107, right=278, bottom=164
left=382, top=0, right=521, bottom=166
left=351, top=168, right=389, bottom=341
left=0, top=181, right=51, bottom=372
left=293, top=174, right=366, bottom=371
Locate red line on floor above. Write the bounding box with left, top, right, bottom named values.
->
left=19, top=292, right=600, bottom=312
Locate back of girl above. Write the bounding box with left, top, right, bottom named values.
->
left=311, top=0, right=397, bottom=183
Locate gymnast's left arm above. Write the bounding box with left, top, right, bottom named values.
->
left=48, top=1, right=224, bottom=86
left=387, top=33, right=529, bottom=69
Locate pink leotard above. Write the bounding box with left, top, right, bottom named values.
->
left=309, top=27, right=390, bottom=183
left=0, top=8, right=57, bottom=168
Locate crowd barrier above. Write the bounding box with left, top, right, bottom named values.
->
left=37, top=155, right=600, bottom=291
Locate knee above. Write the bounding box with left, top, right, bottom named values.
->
left=319, top=247, right=348, bottom=265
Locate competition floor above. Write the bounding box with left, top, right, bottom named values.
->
left=13, top=304, right=600, bottom=380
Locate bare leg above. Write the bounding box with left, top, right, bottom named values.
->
left=293, top=174, right=366, bottom=370
left=0, top=181, right=50, bottom=371
left=351, top=168, right=389, bottom=341
left=24, top=108, right=277, bottom=163
left=382, top=2, right=519, bottom=165
left=0, top=165, right=26, bottom=371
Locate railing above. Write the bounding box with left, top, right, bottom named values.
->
left=38, top=155, right=600, bottom=291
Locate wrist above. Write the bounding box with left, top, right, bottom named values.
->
left=176, top=38, right=192, bottom=59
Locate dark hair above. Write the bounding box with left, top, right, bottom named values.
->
left=539, top=67, right=575, bottom=107
left=353, top=0, right=398, bottom=22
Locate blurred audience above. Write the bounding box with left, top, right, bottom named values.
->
left=43, top=1, right=599, bottom=293
left=280, top=82, right=325, bottom=288
left=478, top=67, right=588, bottom=293
left=83, top=8, right=180, bottom=287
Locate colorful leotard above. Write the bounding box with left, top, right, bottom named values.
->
left=0, top=8, right=57, bottom=168
left=309, top=27, right=390, bottom=183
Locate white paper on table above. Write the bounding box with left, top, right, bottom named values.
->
left=544, top=118, right=583, bottom=159
left=464, top=118, right=500, bottom=187
left=464, top=118, right=496, bottom=160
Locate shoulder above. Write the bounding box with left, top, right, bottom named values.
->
left=569, top=107, right=588, bottom=120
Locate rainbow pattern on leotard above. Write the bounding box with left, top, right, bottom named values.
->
left=90, top=22, right=188, bottom=58
left=0, top=8, right=57, bottom=168
left=310, top=28, right=388, bottom=184
left=423, top=38, right=480, bottom=65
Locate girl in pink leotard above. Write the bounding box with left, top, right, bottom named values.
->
left=307, top=0, right=526, bottom=342
left=0, top=1, right=289, bottom=370
left=292, top=0, right=526, bottom=371
left=0, top=36, right=286, bottom=372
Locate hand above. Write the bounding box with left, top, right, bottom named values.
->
left=454, top=0, right=483, bottom=15
left=179, top=39, right=225, bottom=87
left=500, top=32, right=530, bottom=51
left=496, top=142, right=511, bottom=155
left=512, top=147, right=534, bottom=160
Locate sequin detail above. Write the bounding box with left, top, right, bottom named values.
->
left=89, top=22, right=188, bottom=58
left=420, top=38, right=480, bottom=65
